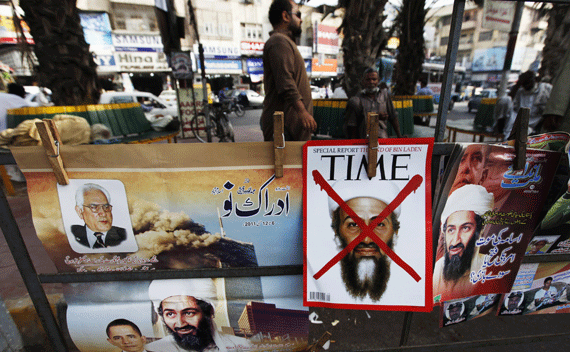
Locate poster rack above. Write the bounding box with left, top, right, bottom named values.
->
left=3, top=142, right=570, bottom=352
left=2, top=0, right=570, bottom=350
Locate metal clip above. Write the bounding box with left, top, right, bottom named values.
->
left=276, top=133, right=286, bottom=149
left=49, top=141, right=60, bottom=158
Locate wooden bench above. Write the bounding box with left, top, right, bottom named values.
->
left=311, top=98, right=417, bottom=139
left=6, top=103, right=178, bottom=144
left=446, top=119, right=503, bottom=142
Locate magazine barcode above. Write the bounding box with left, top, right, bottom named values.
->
left=309, top=291, right=330, bottom=302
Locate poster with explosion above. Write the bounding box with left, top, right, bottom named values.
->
left=10, top=143, right=306, bottom=274
left=303, top=138, right=434, bottom=311
left=498, top=262, right=570, bottom=316
left=432, top=144, right=562, bottom=303
left=64, top=276, right=309, bottom=352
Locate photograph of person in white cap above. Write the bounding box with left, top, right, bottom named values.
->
left=328, top=179, right=402, bottom=302
left=433, top=184, right=494, bottom=301
left=147, top=278, right=252, bottom=352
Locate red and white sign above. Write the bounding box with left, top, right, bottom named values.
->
left=482, top=0, right=516, bottom=32
left=241, top=41, right=264, bottom=55
left=315, top=24, right=339, bottom=55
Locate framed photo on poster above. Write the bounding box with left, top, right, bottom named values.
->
left=304, top=138, right=433, bottom=312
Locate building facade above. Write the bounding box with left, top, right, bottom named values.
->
left=426, top=2, right=547, bottom=87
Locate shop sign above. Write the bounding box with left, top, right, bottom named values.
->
left=113, top=34, right=164, bottom=52
left=197, top=59, right=242, bottom=74
left=246, top=58, right=263, bottom=82
left=311, top=58, right=337, bottom=75
left=93, top=53, right=117, bottom=72
left=0, top=5, right=34, bottom=45
left=482, top=0, right=516, bottom=33
left=241, top=41, right=264, bottom=55
left=298, top=46, right=313, bottom=60
left=304, top=59, right=312, bottom=73
left=115, top=51, right=169, bottom=72
left=79, top=12, right=113, bottom=52
left=193, top=41, right=240, bottom=59
left=314, top=23, right=339, bottom=55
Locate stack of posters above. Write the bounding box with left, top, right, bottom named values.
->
left=11, top=143, right=309, bottom=351
left=433, top=143, right=562, bottom=305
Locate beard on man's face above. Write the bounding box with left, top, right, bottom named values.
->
left=338, top=237, right=392, bottom=301
left=165, top=316, right=214, bottom=352
left=443, top=232, right=477, bottom=282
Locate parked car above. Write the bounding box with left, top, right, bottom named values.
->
left=468, top=88, right=497, bottom=113
left=158, top=89, right=177, bottom=106
left=230, top=89, right=264, bottom=108
left=99, top=91, right=178, bottom=118
left=311, top=85, right=324, bottom=99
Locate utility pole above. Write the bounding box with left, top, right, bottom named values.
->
left=188, top=0, right=212, bottom=142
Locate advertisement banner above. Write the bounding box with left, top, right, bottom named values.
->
left=304, top=139, right=434, bottom=311
left=0, top=5, right=34, bottom=45
left=197, top=59, right=243, bottom=75
left=482, top=0, right=516, bottom=32
left=246, top=58, right=263, bottom=83
left=114, top=51, right=169, bottom=72
left=314, top=23, right=339, bottom=55
left=79, top=12, right=113, bottom=52
left=240, top=41, right=264, bottom=56
left=472, top=47, right=506, bottom=72
left=11, top=143, right=306, bottom=273
left=311, top=58, right=337, bottom=76
left=193, top=41, right=241, bottom=59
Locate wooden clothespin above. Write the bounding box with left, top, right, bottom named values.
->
left=274, top=111, right=285, bottom=178
left=35, top=120, right=69, bottom=185
left=367, top=112, right=379, bottom=178
left=507, top=107, right=530, bottom=171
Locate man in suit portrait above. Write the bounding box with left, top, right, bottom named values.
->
left=72, top=183, right=127, bottom=249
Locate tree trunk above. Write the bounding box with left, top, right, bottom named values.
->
left=20, top=0, right=100, bottom=105
left=392, top=0, right=426, bottom=96
left=339, top=0, right=390, bottom=98
left=540, top=3, right=570, bottom=79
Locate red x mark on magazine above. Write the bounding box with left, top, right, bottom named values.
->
left=312, top=170, right=423, bottom=282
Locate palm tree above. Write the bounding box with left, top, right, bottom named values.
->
left=391, top=0, right=426, bottom=96
left=304, top=0, right=391, bottom=98
left=19, top=0, right=100, bottom=105
left=538, top=3, right=570, bottom=79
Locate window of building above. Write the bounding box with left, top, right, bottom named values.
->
left=242, top=23, right=263, bottom=40
left=110, top=3, right=158, bottom=33
left=203, top=22, right=216, bottom=36
left=441, top=16, right=452, bottom=26
left=479, top=31, right=493, bottom=41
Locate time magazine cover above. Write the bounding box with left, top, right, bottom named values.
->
left=304, top=138, right=433, bottom=312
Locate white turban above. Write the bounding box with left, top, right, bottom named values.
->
left=148, top=278, right=217, bottom=309
left=441, top=184, right=494, bottom=225
left=328, top=179, right=401, bottom=219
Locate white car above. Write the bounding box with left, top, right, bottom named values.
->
left=158, top=90, right=177, bottom=106
left=311, top=85, right=325, bottom=99
left=231, top=89, right=264, bottom=108
left=99, top=91, right=178, bottom=119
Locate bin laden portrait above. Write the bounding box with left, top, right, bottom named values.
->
left=147, top=278, right=251, bottom=352
left=328, top=179, right=401, bottom=301
left=433, top=185, right=494, bottom=300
